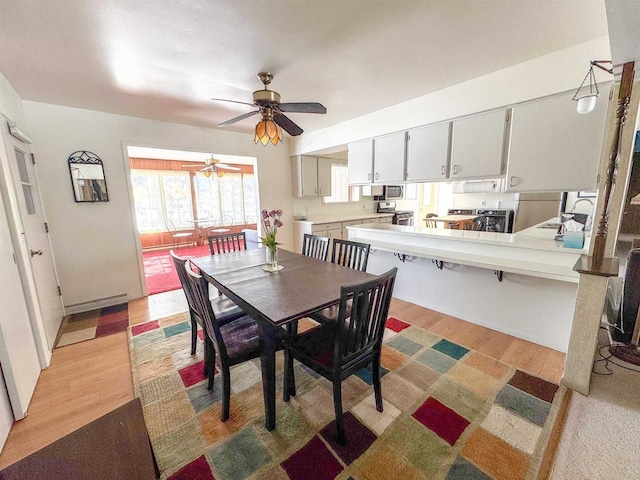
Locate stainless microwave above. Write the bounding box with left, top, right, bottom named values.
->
left=382, top=185, right=404, bottom=199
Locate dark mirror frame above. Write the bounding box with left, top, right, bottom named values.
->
left=68, top=151, right=109, bottom=202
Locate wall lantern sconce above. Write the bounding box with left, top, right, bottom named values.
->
left=572, top=60, right=614, bottom=114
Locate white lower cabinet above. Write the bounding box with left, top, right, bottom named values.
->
left=293, top=216, right=392, bottom=253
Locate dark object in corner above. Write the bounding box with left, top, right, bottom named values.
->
left=0, top=398, right=159, bottom=480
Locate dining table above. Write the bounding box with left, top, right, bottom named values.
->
left=187, top=219, right=216, bottom=245
left=190, top=248, right=372, bottom=431
left=428, top=214, right=478, bottom=229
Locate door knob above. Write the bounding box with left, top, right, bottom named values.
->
left=30, top=249, right=43, bottom=257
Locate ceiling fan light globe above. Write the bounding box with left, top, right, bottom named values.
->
left=254, top=119, right=282, bottom=146
left=204, top=170, right=212, bottom=178
left=576, top=94, right=597, bottom=114
left=266, top=120, right=277, bottom=138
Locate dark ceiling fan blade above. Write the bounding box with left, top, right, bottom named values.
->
left=218, top=110, right=260, bottom=127
left=211, top=98, right=255, bottom=107
left=278, top=102, right=327, bottom=114
left=273, top=113, right=304, bottom=136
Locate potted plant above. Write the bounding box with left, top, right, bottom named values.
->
left=260, top=209, right=283, bottom=271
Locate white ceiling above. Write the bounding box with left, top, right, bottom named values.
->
left=0, top=1, right=608, bottom=136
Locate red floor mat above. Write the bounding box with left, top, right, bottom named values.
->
left=143, top=245, right=211, bottom=295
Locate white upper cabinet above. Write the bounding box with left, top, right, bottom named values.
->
left=406, top=122, right=450, bottom=182
left=316, top=157, right=333, bottom=197
left=506, top=86, right=611, bottom=192
left=348, top=139, right=374, bottom=184
left=373, top=131, right=406, bottom=183
left=450, top=109, right=508, bottom=180
left=291, top=155, right=333, bottom=197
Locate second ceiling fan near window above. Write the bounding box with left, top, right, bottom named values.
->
left=182, top=156, right=241, bottom=177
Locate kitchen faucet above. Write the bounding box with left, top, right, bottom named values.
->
left=569, top=198, right=595, bottom=231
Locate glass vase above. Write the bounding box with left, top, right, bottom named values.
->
left=266, top=245, right=278, bottom=270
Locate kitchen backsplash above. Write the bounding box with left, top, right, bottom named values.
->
left=292, top=195, right=377, bottom=219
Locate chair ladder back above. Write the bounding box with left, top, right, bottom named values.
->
left=331, top=239, right=371, bottom=272
left=208, top=232, right=247, bottom=255
left=302, top=234, right=330, bottom=261
left=170, top=251, right=198, bottom=313
left=334, top=268, right=397, bottom=368
left=184, top=267, right=230, bottom=359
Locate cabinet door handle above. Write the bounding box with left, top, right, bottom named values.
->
left=368, top=173, right=372, bottom=181
left=452, top=165, right=459, bottom=175
left=440, top=165, right=445, bottom=175
left=375, top=173, right=379, bottom=180
left=318, top=188, right=322, bottom=195
left=30, top=249, right=43, bottom=257
left=509, top=176, right=519, bottom=187
left=314, top=188, right=317, bottom=194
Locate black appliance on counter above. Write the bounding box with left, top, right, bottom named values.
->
left=377, top=201, right=414, bottom=226
left=475, top=209, right=514, bottom=233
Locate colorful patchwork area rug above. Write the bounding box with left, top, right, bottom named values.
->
left=129, top=314, right=567, bottom=480
left=54, top=302, right=129, bottom=348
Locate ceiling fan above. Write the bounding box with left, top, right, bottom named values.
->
left=212, top=72, right=327, bottom=144
left=182, top=155, right=241, bottom=177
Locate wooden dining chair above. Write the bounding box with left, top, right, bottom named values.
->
left=330, top=239, right=371, bottom=272
left=170, top=251, right=244, bottom=359
left=207, top=232, right=247, bottom=255
left=184, top=265, right=284, bottom=422
left=425, top=213, right=438, bottom=228
left=308, top=239, right=372, bottom=324
left=301, top=233, right=330, bottom=261
left=283, top=267, right=398, bottom=444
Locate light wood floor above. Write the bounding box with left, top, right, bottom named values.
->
left=0, top=290, right=565, bottom=468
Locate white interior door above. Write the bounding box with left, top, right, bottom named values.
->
left=9, top=139, right=63, bottom=350
left=0, top=180, right=41, bottom=420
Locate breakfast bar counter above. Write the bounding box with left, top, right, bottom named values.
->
left=348, top=220, right=587, bottom=283
left=347, top=220, right=585, bottom=352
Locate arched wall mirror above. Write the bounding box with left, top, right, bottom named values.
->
left=68, top=151, right=109, bottom=202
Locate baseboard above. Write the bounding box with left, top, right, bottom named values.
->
left=64, top=294, right=128, bottom=315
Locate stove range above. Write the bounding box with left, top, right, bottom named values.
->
left=377, top=201, right=414, bottom=226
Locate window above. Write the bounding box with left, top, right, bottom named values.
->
left=131, top=170, right=193, bottom=232
left=15, top=148, right=37, bottom=215
left=323, top=164, right=360, bottom=203
left=132, top=167, right=258, bottom=233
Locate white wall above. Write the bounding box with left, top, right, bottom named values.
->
left=291, top=36, right=611, bottom=155
left=23, top=102, right=294, bottom=307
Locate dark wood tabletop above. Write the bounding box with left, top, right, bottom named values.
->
left=190, top=248, right=373, bottom=431
left=191, top=248, right=372, bottom=326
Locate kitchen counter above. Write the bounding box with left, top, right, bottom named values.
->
left=346, top=218, right=587, bottom=283
left=346, top=218, right=584, bottom=352
left=293, top=212, right=393, bottom=224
